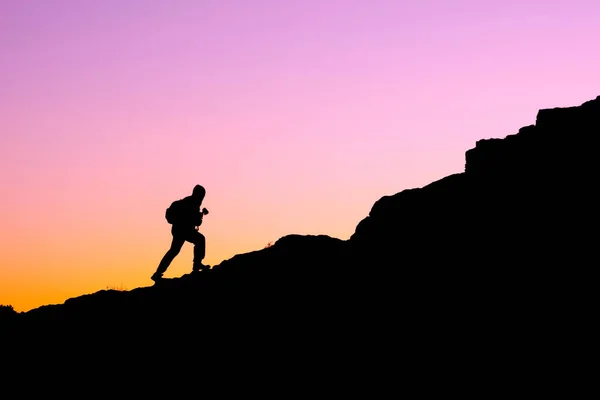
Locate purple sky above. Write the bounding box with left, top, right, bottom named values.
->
left=1, top=0, right=599, bottom=312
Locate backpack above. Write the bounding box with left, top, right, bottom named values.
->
left=165, top=199, right=184, bottom=224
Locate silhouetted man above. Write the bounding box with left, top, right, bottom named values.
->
left=152, top=184, right=210, bottom=282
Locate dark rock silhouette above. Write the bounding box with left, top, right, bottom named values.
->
left=0, top=305, right=18, bottom=324
left=3, top=96, right=597, bottom=388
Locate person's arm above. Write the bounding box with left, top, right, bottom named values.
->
left=194, top=207, right=209, bottom=229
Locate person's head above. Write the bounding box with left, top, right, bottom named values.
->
left=192, top=184, right=206, bottom=202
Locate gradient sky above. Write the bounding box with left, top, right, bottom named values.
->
left=1, top=0, right=599, bottom=312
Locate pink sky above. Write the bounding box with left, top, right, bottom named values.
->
left=1, top=0, right=599, bottom=312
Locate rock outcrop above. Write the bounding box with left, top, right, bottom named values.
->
left=351, top=96, right=599, bottom=274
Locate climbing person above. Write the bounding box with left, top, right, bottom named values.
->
left=152, top=184, right=210, bottom=282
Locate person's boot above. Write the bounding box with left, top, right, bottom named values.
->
left=192, top=263, right=210, bottom=273
left=151, top=271, right=163, bottom=282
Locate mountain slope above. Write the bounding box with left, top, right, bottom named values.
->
left=3, top=96, right=598, bottom=378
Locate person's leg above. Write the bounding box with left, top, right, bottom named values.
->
left=187, top=230, right=207, bottom=271
left=153, top=235, right=186, bottom=279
